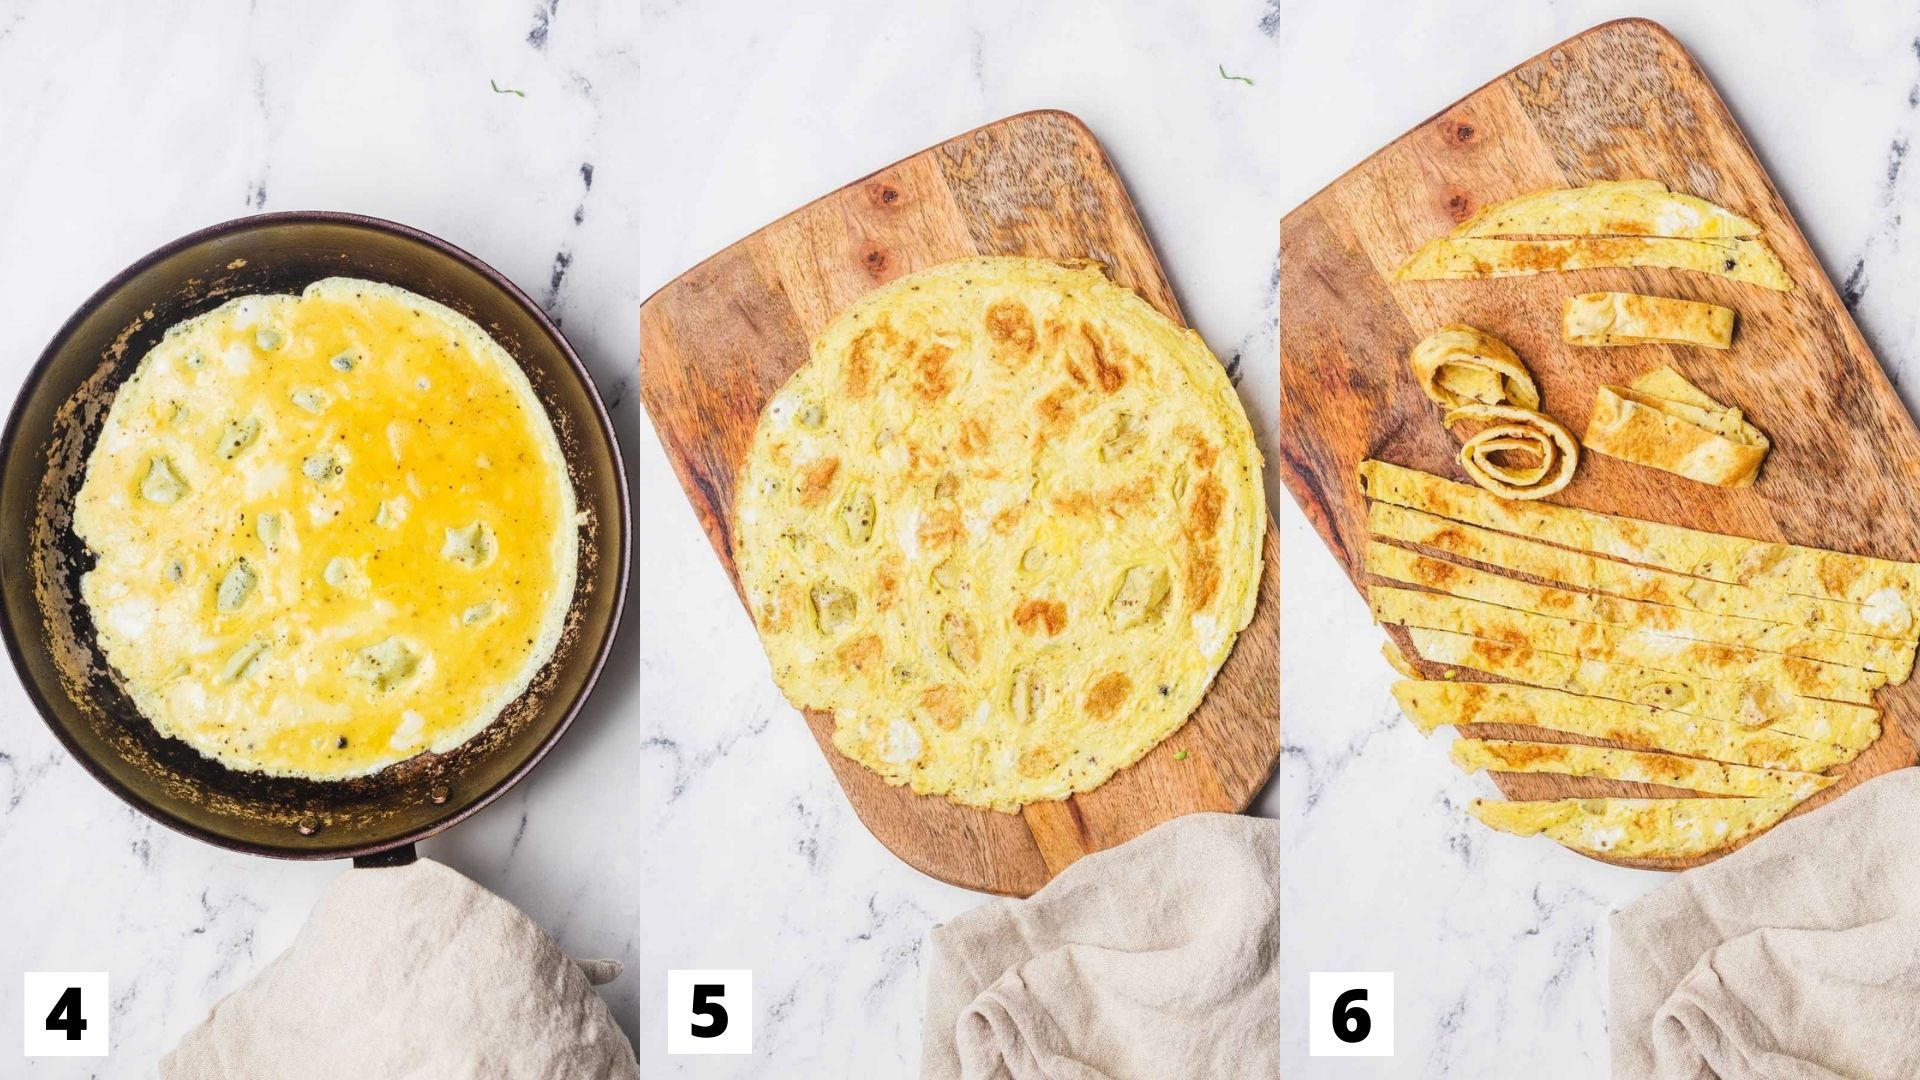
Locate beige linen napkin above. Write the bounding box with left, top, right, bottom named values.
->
left=162, top=858, right=637, bottom=1079
left=921, top=812, right=1278, bottom=1080
left=1612, top=768, right=1920, bottom=1079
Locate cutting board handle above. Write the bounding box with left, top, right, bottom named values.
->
left=351, top=842, right=418, bottom=869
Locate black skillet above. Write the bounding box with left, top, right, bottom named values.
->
left=0, top=212, right=628, bottom=867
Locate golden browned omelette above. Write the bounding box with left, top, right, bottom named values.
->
left=732, top=257, right=1264, bottom=811
left=73, top=279, right=577, bottom=779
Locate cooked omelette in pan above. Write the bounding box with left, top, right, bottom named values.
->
left=73, top=278, right=577, bottom=779
left=733, top=257, right=1263, bottom=811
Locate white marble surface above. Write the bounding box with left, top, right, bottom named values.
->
left=1279, top=1, right=1920, bottom=1075
left=636, top=1, right=1281, bottom=1073
left=0, top=1, right=644, bottom=1072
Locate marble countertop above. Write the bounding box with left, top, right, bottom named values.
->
left=635, top=1, right=1281, bottom=1074
left=1279, top=1, right=1920, bottom=1075
left=0, top=1, right=644, bottom=1072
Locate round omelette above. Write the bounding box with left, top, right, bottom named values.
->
left=733, top=257, right=1264, bottom=811
left=72, top=278, right=577, bottom=779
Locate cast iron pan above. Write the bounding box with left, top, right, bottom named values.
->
left=0, top=212, right=628, bottom=867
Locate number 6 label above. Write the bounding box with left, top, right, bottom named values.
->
left=1308, top=972, right=1394, bottom=1057
left=666, top=969, right=752, bottom=1055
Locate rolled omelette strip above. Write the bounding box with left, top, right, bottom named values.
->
left=1563, top=292, right=1735, bottom=348
left=1448, top=180, right=1763, bottom=240
left=1391, top=679, right=1858, bottom=772
left=1356, top=460, right=1920, bottom=622
left=1450, top=738, right=1835, bottom=800
left=1468, top=796, right=1804, bottom=858
left=1409, top=325, right=1540, bottom=409
left=1400, top=625, right=1881, bottom=748
left=1445, top=403, right=1578, bottom=500
left=1365, top=542, right=1912, bottom=679
left=1371, top=585, right=1886, bottom=703
left=1394, top=236, right=1792, bottom=291
left=1366, top=502, right=1908, bottom=643
left=1584, top=368, right=1768, bottom=488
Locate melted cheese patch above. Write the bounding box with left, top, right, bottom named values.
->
left=73, top=278, right=576, bottom=778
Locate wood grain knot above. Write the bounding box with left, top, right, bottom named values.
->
left=866, top=181, right=904, bottom=208
left=1449, top=120, right=1477, bottom=143
left=859, top=242, right=890, bottom=277
left=1442, top=185, right=1476, bottom=223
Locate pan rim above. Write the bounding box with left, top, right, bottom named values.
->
left=0, top=209, right=631, bottom=861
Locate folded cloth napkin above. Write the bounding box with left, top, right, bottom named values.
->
left=921, top=812, right=1278, bottom=1080
left=1612, top=768, right=1920, bottom=1079
left=162, top=857, right=637, bottom=1079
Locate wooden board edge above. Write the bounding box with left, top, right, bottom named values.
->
left=640, top=108, right=1105, bottom=318
left=1279, top=17, right=1682, bottom=232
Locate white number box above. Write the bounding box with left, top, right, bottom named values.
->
left=666, top=968, right=752, bottom=1055
left=1308, top=971, right=1394, bottom=1057
left=22, top=971, right=109, bottom=1058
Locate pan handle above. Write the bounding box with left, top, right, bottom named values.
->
left=352, top=843, right=418, bottom=869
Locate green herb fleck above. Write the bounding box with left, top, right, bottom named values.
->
left=1174, top=750, right=1189, bottom=761
left=490, top=79, right=526, bottom=98
left=1218, top=64, right=1254, bottom=86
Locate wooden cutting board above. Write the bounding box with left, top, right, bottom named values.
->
left=1279, top=18, right=1920, bottom=870
left=641, top=110, right=1279, bottom=896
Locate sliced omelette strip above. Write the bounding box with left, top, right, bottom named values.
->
left=1409, top=325, right=1540, bottom=409
left=1444, top=402, right=1578, bottom=500
left=1562, top=293, right=1735, bottom=349
left=1381, top=636, right=1422, bottom=680
left=1450, top=739, right=1834, bottom=800
left=1584, top=367, right=1769, bottom=488
left=1372, top=586, right=1886, bottom=703
left=1402, top=626, right=1881, bottom=748
left=1392, top=680, right=1856, bottom=772
left=1449, top=179, right=1763, bottom=240
left=1366, top=542, right=1912, bottom=679
left=1468, top=797, right=1803, bottom=858
left=1368, top=503, right=1906, bottom=643
left=1394, top=236, right=1792, bottom=291
left=1358, top=460, right=1920, bottom=627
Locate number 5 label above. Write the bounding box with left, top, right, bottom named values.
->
left=666, top=969, right=752, bottom=1055
left=1308, top=971, right=1394, bottom=1057
left=22, top=972, right=109, bottom=1057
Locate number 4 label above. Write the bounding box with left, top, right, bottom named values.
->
left=22, top=972, right=109, bottom=1057
left=666, top=969, right=752, bottom=1055
left=1308, top=972, right=1394, bottom=1057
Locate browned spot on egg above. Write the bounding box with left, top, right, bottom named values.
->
left=1182, top=475, right=1226, bottom=610
left=1017, top=745, right=1061, bottom=779
left=1083, top=672, right=1132, bottom=719
left=836, top=634, right=884, bottom=676
left=918, top=507, right=964, bottom=550
left=1413, top=558, right=1459, bottom=588
left=919, top=685, right=967, bottom=731
left=956, top=416, right=990, bottom=457
left=985, top=300, right=1036, bottom=363
left=845, top=323, right=895, bottom=399
left=913, top=343, right=953, bottom=401
left=795, top=457, right=840, bottom=507
left=1035, top=384, right=1079, bottom=440
left=1014, top=598, right=1068, bottom=636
